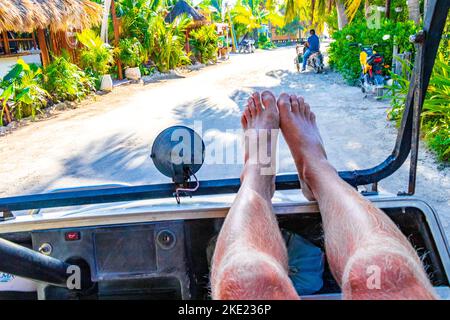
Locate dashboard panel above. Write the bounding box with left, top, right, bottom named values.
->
left=31, top=221, right=192, bottom=299
left=0, top=197, right=448, bottom=300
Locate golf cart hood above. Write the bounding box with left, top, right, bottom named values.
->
left=0, top=189, right=383, bottom=233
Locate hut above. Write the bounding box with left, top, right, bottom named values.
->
left=164, top=0, right=209, bottom=54
left=0, top=0, right=102, bottom=77
left=164, top=0, right=206, bottom=24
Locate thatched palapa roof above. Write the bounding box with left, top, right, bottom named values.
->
left=0, top=0, right=102, bottom=33
left=165, top=0, right=206, bottom=24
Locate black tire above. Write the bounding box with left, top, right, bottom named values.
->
left=312, top=59, right=320, bottom=73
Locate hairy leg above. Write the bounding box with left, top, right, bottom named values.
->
left=210, top=91, right=298, bottom=300
left=277, top=93, right=437, bottom=300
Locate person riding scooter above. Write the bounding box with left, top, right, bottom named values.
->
left=302, top=29, right=320, bottom=72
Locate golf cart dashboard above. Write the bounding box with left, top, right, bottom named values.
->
left=0, top=197, right=449, bottom=300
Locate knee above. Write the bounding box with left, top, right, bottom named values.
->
left=211, top=251, right=298, bottom=300
left=341, top=248, right=435, bottom=299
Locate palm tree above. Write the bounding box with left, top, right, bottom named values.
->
left=408, top=0, right=420, bottom=25
left=231, top=0, right=284, bottom=39
left=336, top=0, right=348, bottom=29
left=284, top=0, right=345, bottom=30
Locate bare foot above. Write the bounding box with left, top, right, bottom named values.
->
left=240, top=91, right=279, bottom=199
left=277, top=93, right=333, bottom=200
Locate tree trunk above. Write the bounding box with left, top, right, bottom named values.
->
left=365, top=0, right=370, bottom=18
left=385, top=0, right=391, bottom=19
left=111, top=0, right=123, bottom=79
left=336, top=0, right=348, bottom=30
left=408, top=0, right=421, bottom=25
left=311, top=0, right=316, bottom=23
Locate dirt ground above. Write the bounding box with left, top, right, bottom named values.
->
left=0, top=46, right=448, bottom=239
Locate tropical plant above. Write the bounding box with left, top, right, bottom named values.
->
left=231, top=0, right=284, bottom=40
left=77, top=29, right=114, bottom=77
left=147, top=14, right=191, bottom=72
left=421, top=54, right=450, bottom=161
left=276, top=17, right=303, bottom=35
left=385, top=56, right=412, bottom=122
left=258, top=32, right=276, bottom=49
left=328, top=18, right=417, bottom=84
left=0, top=59, right=49, bottom=124
left=118, top=37, right=146, bottom=68
left=116, top=0, right=163, bottom=56
left=284, top=0, right=343, bottom=31
left=343, top=0, right=414, bottom=24
left=386, top=53, right=450, bottom=161
left=198, top=0, right=227, bottom=22
left=189, top=24, right=219, bottom=63
left=43, top=53, right=95, bottom=102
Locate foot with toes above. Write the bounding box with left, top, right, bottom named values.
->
left=241, top=91, right=333, bottom=201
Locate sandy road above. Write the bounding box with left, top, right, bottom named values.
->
left=0, top=46, right=448, bottom=238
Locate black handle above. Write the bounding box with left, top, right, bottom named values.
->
left=0, top=238, right=70, bottom=287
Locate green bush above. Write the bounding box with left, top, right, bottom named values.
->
left=258, top=33, right=276, bottom=50
left=189, top=25, right=219, bottom=64
left=118, top=37, right=146, bottom=68
left=385, top=56, right=412, bottom=122
left=386, top=53, right=450, bottom=162
left=0, top=59, right=49, bottom=124
left=421, top=54, right=450, bottom=161
left=77, top=29, right=114, bottom=77
left=328, top=19, right=417, bottom=84
left=385, top=16, right=449, bottom=162
left=147, top=15, right=191, bottom=72
left=43, top=53, right=95, bottom=102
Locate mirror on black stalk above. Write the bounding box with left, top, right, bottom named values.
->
left=150, top=125, right=205, bottom=186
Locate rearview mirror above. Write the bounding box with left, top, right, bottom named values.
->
left=151, top=126, right=205, bottom=185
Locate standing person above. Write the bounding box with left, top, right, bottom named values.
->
left=302, top=29, right=320, bottom=72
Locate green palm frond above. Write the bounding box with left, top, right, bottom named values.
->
left=345, top=0, right=363, bottom=23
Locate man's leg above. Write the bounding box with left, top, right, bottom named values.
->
left=277, top=93, right=437, bottom=300
left=210, top=91, right=299, bottom=300
left=302, top=49, right=311, bottom=70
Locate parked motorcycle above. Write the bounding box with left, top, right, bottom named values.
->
left=238, top=39, right=255, bottom=54
left=350, top=42, right=391, bottom=99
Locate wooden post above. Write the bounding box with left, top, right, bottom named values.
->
left=31, top=32, right=37, bottom=50
left=111, top=0, right=123, bottom=80
left=185, top=29, right=190, bottom=54
left=50, top=32, right=58, bottom=55
left=36, top=29, right=50, bottom=67
left=2, top=31, right=10, bottom=54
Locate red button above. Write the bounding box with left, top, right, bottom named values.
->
left=65, top=231, right=81, bottom=241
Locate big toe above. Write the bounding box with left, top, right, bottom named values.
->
left=277, top=93, right=292, bottom=118
left=261, top=90, right=277, bottom=111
